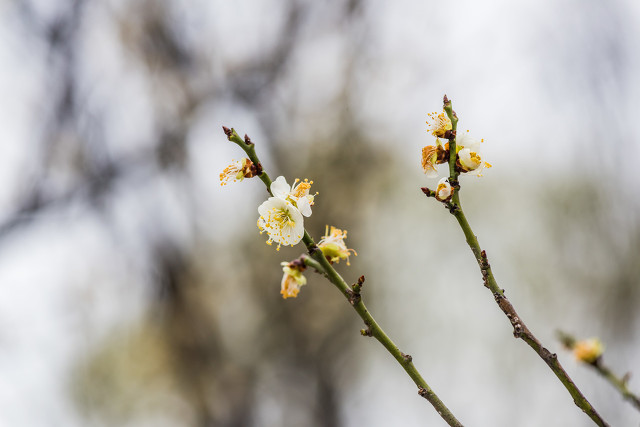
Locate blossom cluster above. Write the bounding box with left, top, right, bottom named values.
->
left=257, top=176, right=315, bottom=250
left=220, top=160, right=358, bottom=299
left=279, top=225, right=356, bottom=299
left=422, top=109, right=492, bottom=201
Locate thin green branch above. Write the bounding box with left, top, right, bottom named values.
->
left=430, top=97, right=609, bottom=427
left=224, top=126, right=464, bottom=427
left=301, top=234, right=462, bottom=426
left=443, top=95, right=459, bottom=182
left=223, top=127, right=273, bottom=191
left=557, top=331, right=640, bottom=412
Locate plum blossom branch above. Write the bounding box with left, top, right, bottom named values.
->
left=420, top=96, right=609, bottom=427
left=557, top=331, right=640, bottom=412
left=222, top=126, right=464, bottom=427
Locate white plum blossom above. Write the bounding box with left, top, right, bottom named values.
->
left=256, top=176, right=316, bottom=249
left=456, top=133, right=492, bottom=176
left=426, top=110, right=452, bottom=138
left=270, top=176, right=315, bottom=217
left=257, top=197, right=305, bottom=249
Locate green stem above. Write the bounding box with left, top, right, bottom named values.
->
left=225, top=127, right=273, bottom=192
left=434, top=98, right=608, bottom=427
left=225, top=126, right=464, bottom=427
left=443, top=95, right=459, bottom=182
left=301, top=232, right=463, bottom=427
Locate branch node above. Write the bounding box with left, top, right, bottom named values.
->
left=513, top=325, right=523, bottom=338
left=360, top=323, right=372, bottom=337
left=251, top=162, right=263, bottom=177
left=493, top=292, right=504, bottom=303
left=444, top=129, right=457, bottom=140
left=418, top=387, right=432, bottom=399
left=401, top=352, right=413, bottom=363
left=444, top=201, right=459, bottom=214
left=244, top=134, right=253, bottom=145
left=222, top=126, right=233, bottom=138
left=348, top=289, right=361, bottom=306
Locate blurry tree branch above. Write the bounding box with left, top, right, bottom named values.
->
left=557, top=331, right=640, bottom=412
left=8, top=1, right=362, bottom=425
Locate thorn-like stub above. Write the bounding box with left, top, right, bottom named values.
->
left=401, top=352, right=413, bottom=363
left=622, top=372, right=631, bottom=385
left=443, top=94, right=449, bottom=104
left=352, top=276, right=364, bottom=296
left=222, top=126, right=232, bottom=137
left=244, top=134, right=253, bottom=145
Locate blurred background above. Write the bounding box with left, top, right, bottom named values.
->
left=1, top=0, right=639, bottom=426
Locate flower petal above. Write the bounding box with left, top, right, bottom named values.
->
left=297, top=197, right=312, bottom=217
left=271, top=176, right=291, bottom=199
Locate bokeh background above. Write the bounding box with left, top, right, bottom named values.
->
left=1, top=1, right=639, bottom=426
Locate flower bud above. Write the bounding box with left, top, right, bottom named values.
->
left=573, top=338, right=604, bottom=364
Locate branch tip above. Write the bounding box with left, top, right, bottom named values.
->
left=222, top=126, right=232, bottom=137
left=421, top=187, right=435, bottom=197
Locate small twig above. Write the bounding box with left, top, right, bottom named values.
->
left=557, top=331, right=640, bottom=412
